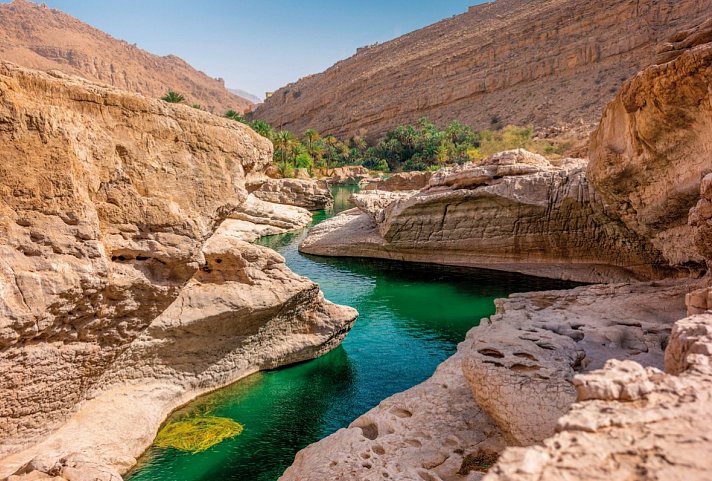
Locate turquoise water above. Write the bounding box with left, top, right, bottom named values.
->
left=127, top=186, right=576, bottom=481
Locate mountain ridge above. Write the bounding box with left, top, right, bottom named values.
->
left=0, top=0, right=253, bottom=113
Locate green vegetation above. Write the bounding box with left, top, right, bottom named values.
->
left=161, top=90, right=185, bottom=103
left=223, top=113, right=571, bottom=175
left=154, top=416, right=244, bottom=454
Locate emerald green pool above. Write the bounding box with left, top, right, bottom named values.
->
left=127, top=186, right=576, bottom=481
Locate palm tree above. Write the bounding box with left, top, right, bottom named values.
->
left=304, top=129, right=321, bottom=154
left=161, top=91, right=185, bottom=103
left=273, top=131, right=297, bottom=165
left=250, top=120, right=274, bottom=140
left=324, top=135, right=338, bottom=170
left=224, top=110, right=245, bottom=122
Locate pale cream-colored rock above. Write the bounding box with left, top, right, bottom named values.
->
left=324, top=166, right=372, bottom=186
left=461, top=279, right=695, bottom=447
left=301, top=151, right=670, bottom=283
left=225, top=194, right=311, bottom=242
left=1, top=217, right=357, bottom=481
left=484, top=314, right=712, bottom=481
left=363, top=171, right=432, bottom=192
left=279, top=328, right=504, bottom=481
left=0, top=62, right=356, bottom=479
left=252, top=178, right=334, bottom=211
left=0, top=60, right=271, bottom=456
left=588, top=26, right=712, bottom=271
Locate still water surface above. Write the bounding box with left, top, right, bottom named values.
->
left=127, top=186, right=576, bottom=481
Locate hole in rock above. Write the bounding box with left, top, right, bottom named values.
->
left=372, top=445, right=386, bottom=455
left=216, top=258, right=223, bottom=264
left=136, top=256, right=150, bottom=261
left=510, top=363, right=540, bottom=372
left=391, top=407, right=412, bottom=418
left=359, top=423, right=379, bottom=440
left=535, top=341, right=556, bottom=350
left=482, top=360, right=505, bottom=368
left=478, top=348, right=505, bottom=358
left=513, top=352, right=537, bottom=361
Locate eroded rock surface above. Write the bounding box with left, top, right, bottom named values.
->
left=363, top=171, right=432, bottom=192
left=485, top=313, right=712, bottom=481
left=589, top=23, right=712, bottom=271
left=0, top=62, right=355, bottom=479
left=253, top=0, right=710, bottom=138
left=301, top=150, right=669, bottom=283
left=252, top=178, right=334, bottom=211
left=277, top=279, right=701, bottom=481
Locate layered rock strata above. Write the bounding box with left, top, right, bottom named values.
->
left=589, top=25, right=712, bottom=270
left=0, top=62, right=355, bottom=479
left=253, top=0, right=711, bottom=138
left=278, top=279, right=700, bottom=481
left=251, top=178, right=334, bottom=211
left=301, top=150, right=670, bottom=283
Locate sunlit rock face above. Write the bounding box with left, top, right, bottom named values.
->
left=0, top=61, right=356, bottom=480
left=301, top=150, right=671, bottom=283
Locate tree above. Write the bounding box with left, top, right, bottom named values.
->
left=224, top=110, right=245, bottom=122
left=324, top=135, right=338, bottom=170
left=250, top=120, right=274, bottom=140
left=273, top=131, right=298, bottom=165
left=161, top=91, right=185, bottom=103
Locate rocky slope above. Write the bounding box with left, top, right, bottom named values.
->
left=0, top=0, right=252, bottom=113
left=252, top=0, right=711, bottom=139
left=281, top=18, right=712, bottom=481
left=0, top=61, right=356, bottom=479
left=301, top=150, right=671, bottom=283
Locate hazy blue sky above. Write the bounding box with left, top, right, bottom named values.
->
left=17, top=0, right=484, bottom=99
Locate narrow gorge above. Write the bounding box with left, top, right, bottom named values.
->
left=0, top=2, right=711, bottom=481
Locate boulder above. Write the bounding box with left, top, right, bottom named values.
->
left=252, top=178, right=334, bottom=210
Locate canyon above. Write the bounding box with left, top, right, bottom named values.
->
left=279, top=17, right=712, bottom=481
left=0, top=0, right=252, bottom=114
left=0, top=61, right=355, bottom=480
left=0, top=2, right=711, bottom=481
left=253, top=0, right=712, bottom=139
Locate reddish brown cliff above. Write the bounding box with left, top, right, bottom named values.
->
left=253, top=0, right=712, bottom=138
left=0, top=0, right=252, bottom=113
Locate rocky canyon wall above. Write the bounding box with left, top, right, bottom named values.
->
left=253, top=0, right=712, bottom=139
left=0, top=61, right=356, bottom=479
left=281, top=17, right=712, bottom=481
left=0, top=0, right=253, bottom=113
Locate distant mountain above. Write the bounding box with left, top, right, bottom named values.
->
left=253, top=0, right=712, bottom=138
left=229, top=88, right=262, bottom=105
left=0, top=0, right=253, bottom=113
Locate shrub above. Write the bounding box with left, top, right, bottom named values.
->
left=161, top=91, right=185, bottom=103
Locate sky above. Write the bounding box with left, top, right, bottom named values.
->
left=16, top=0, right=484, bottom=99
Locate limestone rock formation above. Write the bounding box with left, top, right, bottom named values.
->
left=252, top=0, right=711, bottom=138
left=461, top=280, right=695, bottom=447
left=252, top=178, right=334, bottom=211
left=223, top=194, right=312, bottom=242
left=0, top=62, right=356, bottom=479
left=485, top=313, right=712, bottom=481
left=301, top=150, right=669, bottom=283
left=277, top=279, right=700, bottom=481
left=589, top=21, right=712, bottom=271
left=0, top=0, right=252, bottom=113
left=363, top=171, right=432, bottom=192
left=324, top=166, right=373, bottom=186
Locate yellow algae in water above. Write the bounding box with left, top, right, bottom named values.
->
left=155, top=416, right=244, bottom=453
